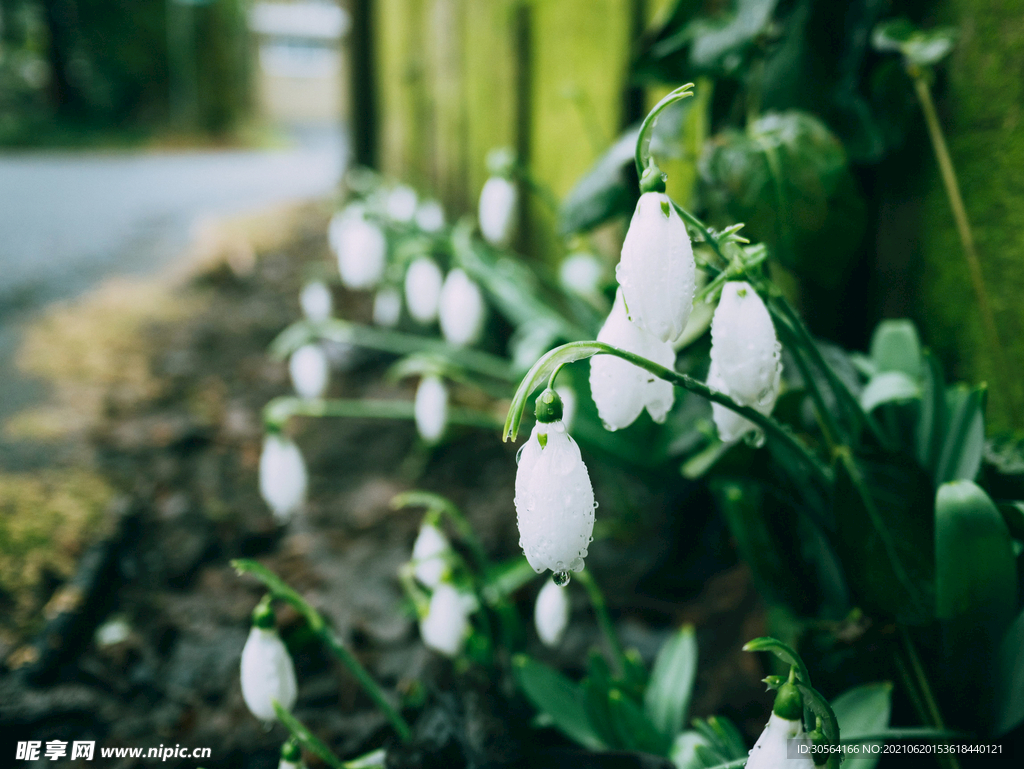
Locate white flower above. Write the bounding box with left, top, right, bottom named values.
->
left=416, top=199, right=446, bottom=233
left=746, top=712, right=814, bottom=769
left=332, top=214, right=386, bottom=290
left=404, top=257, right=444, bottom=324
left=439, top=269, right=486, bottom=347
left=414, top=375, right=448, bottom=444
left=299, top=281, right=333, bottom=323
left=240, top=626, right=297, bottom=722
left=288, top=344, right=329, bottom=399
left=419, top=583, right=474, bottom=657
left=559, top=251, right=603, bottom=299
left=589, top=288, right=676, bottom=431
left=514, top=419, right=596, bottom=574
left=259, top=433, right=308, bottom=522
left=412, top=522, right=450, bottom=588
left=373, top=287, right=402, bottom=327
left=555, top=385, right=577, bottom=431
left=387, top=184, right=418, bottom=223
left=478, top=176, right=518, bottom=248
left=534, top=579, right=570, bottom=647
left=279, top=760, right=300, bottom=769
left=707, top=282, right=782, bottom=443
left=616, top=191, right=696, bottom=343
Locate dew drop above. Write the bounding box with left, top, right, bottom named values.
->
left=552, top=570, right=571, bottom=587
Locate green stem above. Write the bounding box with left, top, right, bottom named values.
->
left=273, top=703, right=348, bottom=769
left=263, top=396, right=501, bottom=432
left=233, top=560, right=413, bottom=742
left=693, top=246, right=768, bottom=305
left=669, top=200, right=729, bottom=266
left=634, top=83, right=695, bottom=178
left=911, top=72, right=1019, bottom=425
left=776, top=321, right=842, bottom=450
left=898, top=626, right=961, bottom=769
left=575, top=570, right=629, bottom=677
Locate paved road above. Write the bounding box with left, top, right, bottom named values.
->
left=0, top=126, right=345, bottom=440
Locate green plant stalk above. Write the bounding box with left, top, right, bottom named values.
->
left=911, top=71, right=1019, bottom=425
left=576, top=570, right=629, bottom=677
left=263, top=396, right=501, bottom=432
left=692, top=247, right=768, bottom=305
left=776, top=321, right=841, bottom=450
left=634, top=83, right=695, bottom=177
left=273, top=702, right=348, bottom=769
left=233, top=560, right=412, bottom=742
left=898, top=626, right=961, bottom=769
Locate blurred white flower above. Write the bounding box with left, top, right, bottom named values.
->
left=288, top=344, right=329, bottom=399
left=415, top=199, right=446, bottom=233
left=299, top=280, right=333, bottom=323
left=373, top=287, right=402, bottom=328
left=514, top=417, right=595, bottom=575
left=419, top=583, right=474, bottom=657
left=746, top=712, right=814, bottom=769
left=387, top=184, right=418, bottom=223
left=478, top=176, right=518, bottom=248
left=240, top=625, right=297, bottom=723
left=412, top=522, right=450, bottom=588
left=259, top=433, right=307, bottom=522
left=616, top=191, right=696, bottom=343
left=559, top=251, right=603, bottom=299
left=534, top=579, right=570, bottom=647
left=590, top=288, right=675, bottom=431
left=554, top=384, right=577, bottom=432
left=404, top=257, right=444, bottom=324
left=439, top=269, right=486, bottom=347
left=332, top=214, right=386, bottom=290
left=414, top=375, right=448, bottom=444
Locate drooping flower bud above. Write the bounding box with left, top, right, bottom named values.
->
left=414, top=375, right=448, bottom=444
left=746, top=676, right=814, bottom=769
left=415, top=199, right=446, bottom=233
left=259, top=433, right=308, bottom=522
left=419, top=583, right=474, bottom=657
left=616, top=191, right=696, bottom=343
left=404, top=257, right=444, bottom=324
left=439, top=269, right=486, bottom=347
left=299, top=280, right=333, bottom=323
left=590, top=288, right=675, bottom=431
left=288, top=344, right=329, bottom=399
left=559, top=251, right=604, bottom=300
left=332, top=214, right=387, bottom=290
left=515, top=390, right=596, bottom=576
left=373, top=286, right=402, bottom=328
left=534, top=578, right=570, bottom=647
left=240, top=599, right=298, bottom=723
left=478, top=176, right=518, bottom=248
left=387, top=184, right=418, bottom=223
left=412, top=522, right=450, bottom=588
left=707, top=282, right=782, bottom=443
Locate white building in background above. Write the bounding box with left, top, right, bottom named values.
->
left=249, top=1, right=350, bottom=125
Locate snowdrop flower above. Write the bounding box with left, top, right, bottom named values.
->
left=746, top=677, right=814, bottom=769
left=288, top=344, right=329, bottom=399
left=412, top=521, right=450, bottom=588
left=278, top=739, right=302, bottom=769
left=515, top=389, right=596, bottom=577
left=387, top=184, right=418, bottom=223
left=240, top=600, right=297, bottom=723
left=332, top=214, right=387, bottom=290
left=419, top=583, right=474, bottom=657
left=478, top=176, right=518, bottom=248
left=299, top=280, right=333, bottom=323
left=404, top=257, right=444, bottom=324
left=559, top=251, right=603, bottom=299
left=590, top=288, right=675, bottom=431
left=259, top=433, right=307, bottom=522
left=415, top=375, right=448, bottom=444
left=415, top=199, right=446, bottom=233
left=439, top=269, right=486, bottom=347
left=373, top=286, right=402, bottom=327
left=707, top=282, right=782, bottom=444
left=616, top=191, right=696, bottom=343
left=534, top=579, right=570, bottom=647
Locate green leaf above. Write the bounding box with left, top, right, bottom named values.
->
left=914, top=351, right=946, bottom=475
left=582, top=675, right=621, bottom=749
left=994, top=608, right=1024, bottom=735
left=934, top=385, right=986, bottom=485
left=644, top=625, right=698, bottom=739
left=859, top=371, right=920, bottom=412
left=797, top=683, right=842, bottom=753
left=480, top=557, right=536, bottom=605
left=559, top=128, right=640, bottom=235
left=608, top=688, right=672, bottom=756
left=831, top=683, right=892, bottom=769
left=869, top=320, right=922, bottom=378
left=704, top=716, right=748, bottom=760
left=512, top=655, right=606, bottom=750
left=688, top=0, right=781, bottom=74
left=935, top=481, right=1016, bottom=625
left=742, top=636, right=811, bottom=686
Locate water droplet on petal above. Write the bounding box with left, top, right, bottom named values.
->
left=552, top=570, right=570, bottom=587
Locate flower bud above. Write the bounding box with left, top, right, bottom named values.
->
left=616, top=191, right=696, bottom=343
left=415, top=199, right=446, bottom=233
left=419, top=583, right=473, bottom=657
left=589, top=288, right=675, bottom=431
left=412, top=522, right=450, bottom=588
left=299, top=281, right=333, bottom=323
left=240, top=605, right=297, bottom=723
left=373, top=286, right=402, bottom=328
left=478, top=176, right=518, bottom=248
left=278, top=739, right=302, bottom=769
left=514, top=419, right=596, bottom=575
left=439, top=269, right=486, bottom=347
left=387, top=184, right=418, bottom=223
left=259, top=433, right=308, bottom=522
left=534, top=578, right=570, bottom=647
left=288, top=344, right=329, bottom=399
left=332, top=214, right=387, bottom=290
left=414, top=375, right=448, bottom=444
left=404, top=257, right=444, bottom=324
left=559, top=251, right=604, bottom=300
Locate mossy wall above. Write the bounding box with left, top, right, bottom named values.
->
left=919, top=0, right=1024, bottom=428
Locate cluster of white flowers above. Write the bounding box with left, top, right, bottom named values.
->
left=407, top=519, right=476, bottom=657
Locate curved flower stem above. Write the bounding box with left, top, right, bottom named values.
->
left=263, top=396, right=501, bottom=432
left=273, top=702, right=348, bottom=769
left=693, top=245, right=768, bottom=305
left=634, top=83, right=695, bottom=178
left=669, top=200, right=729, bottom=267
left=575, top=570, right=629, bottom=677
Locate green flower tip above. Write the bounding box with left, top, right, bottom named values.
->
left=280, top=738, right=302, bottom=763
left=534, top=388, right=563, bottom=424
left=252, top=595, right=276, bottom=629
left=639, top=160, right=667, bottom=195
left=772, top=668, right=804, bottom=721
